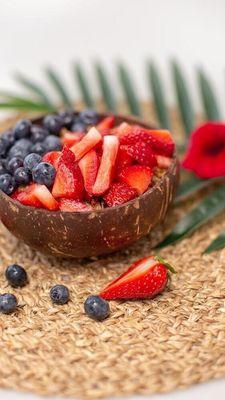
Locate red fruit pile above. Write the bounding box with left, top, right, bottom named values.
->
left=11, top=116, right=175, bottom=212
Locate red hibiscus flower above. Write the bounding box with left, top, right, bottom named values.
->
left=182, top=122, right=225, bottom=178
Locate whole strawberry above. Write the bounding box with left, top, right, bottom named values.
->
left=99, top=255, right=175, bottom=300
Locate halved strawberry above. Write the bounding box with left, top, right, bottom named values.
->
left=71, top=127, right=102, bottom=161
left=156, top=155, right=172, bottom=169
left=97, top=116, right=115, bottom=131
left=103, top=182, right=137, bottom=207
left=12, top=184, right=42, bottom=208
left=61, top=131, right=84, bottom=147
left=113, top=122, right=133, bottom=138
left=116, top=145, right=133, bottom=172
left=118, top=165, right=153, bottom=195
left=147, top=129, right=175, bottom=157
left=52, top=147, right=84, bottom=200
left=78, top=150, right=99, bottom=194
left=33, top=184, right=59, bottom=210
left=100, top=255, right=175, bottom=300
left=59, top=199, right=92, bottom=212
left=43, top=151, right=61, bottom=169
left=126, top=142, right=157, bottom=167
left=92, top=135, right=119, bottom=195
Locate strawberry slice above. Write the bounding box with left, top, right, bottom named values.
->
left=61, top=131, right=84, bottom=147
left=116, top=145, right=133, bottom=172
left=147, top=129, right=175, bottom=157
left=33, top=184, right=59, bottom=210
left=43, top=151, right=61, bottom=169
left=100, top=255, right=175, bottom=300
left=156, top=155, right=172, bottom=169
left=118, top=165, right=153, bottom=195
left=52, top=147, right=84, bottom=200
left=59, top=199, right=92, bottom=212
left=103, top=182, right=137, bottom=207
left=126, top=142, right=157, bottom=167
left=78, top=150, right=99, bottom=194
left=97, top=116, right=115, bottom=131
left=71, top=127, right=102, bottom=161
left=12, top=184, right=42, bottom=208
left=113, top=122, right=133, bottom=138
left=92, top=135, right=119, bottom=195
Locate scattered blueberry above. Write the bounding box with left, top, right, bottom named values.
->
left=7, top=157, right=23, bottom=174
left=30, top=125, right=49, bottom=143
left=71, top=119, right=86, bottom=133
left=5, top=264, right=28, bottom=288
left=1, top=129, right=15, bottom=147
left=32, top=162, right=56, bottom=187
left=43, top=114, right=63, bottom=135
left=30, top=142, right=45, bottom=156
left=0, top=174, right=16, bottom=195
left=59, top=109, right=75, bottom=129
left=50, top=285, right=70, bottom=305
left=84, top=295, right=110, bottom=321
left=0, top=138, right=8, bottom=157
left=14, top=167, right=30, bottom=185
left=0, top=293, right=18, bottom=314
left=24, top=153, right=42, bottom=173
left=79, top=109, right=99, bottom=125
left=13, top=119, right=31, bottom=139
left=43, top=135, right=61, bottom=152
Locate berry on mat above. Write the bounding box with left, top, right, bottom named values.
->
left=84, top=295, right=110, bottom=321
left=24, top=153, right=42, bottom=173
left=71, top=127, right=102, bottom=161
left=0, top=293, right=18, bottom=314
left=118, top=165, right=153, bottom=195
left=32, top=162, right=56, bottom=187
left=100, top=255, right=175, bottom=300
left=0, top=174, right=16, bottom=195
left=103, top=182, right=137, bottom=207
left=78, top=149, right=99, bottom=194
left=5, top=264, right=28, bottom=288
left=32, top=184, right=59, bottom=210
left=50, top=284, right=70, bottom=305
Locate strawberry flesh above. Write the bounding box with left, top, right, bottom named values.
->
left=12, top=184, right=42, bottom=208
left=59, top=199, right=92, bottom=212
left=78, top=150, right=99, bottom=195
left=100, top=256, right=168, bottom=300
left=97, top=116, right=115, bottom=131
left=71, top=127, right=102, bottom=161
left=33, top=184, right=59, bottom=210
left=126, top=142, right=157, bottom=167
left=116, top=145, right=133, bottom=172
left=156, top=155, right=172, bottom=169
left=118, top=165, right=153, bottom=195
left=61, top=131, right=84, bottom=147
left=43, top=151, right=61, bottom=169
left=103, top=182, right=137, bottom=207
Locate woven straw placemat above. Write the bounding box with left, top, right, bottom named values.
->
left=0, top=106, right=225, bottom=399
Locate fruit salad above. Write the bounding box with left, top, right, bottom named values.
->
left=0, top=109, right=175, bottom=212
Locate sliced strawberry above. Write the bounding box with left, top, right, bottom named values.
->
left=59, top=199, right=92, bottom=212
left=100, top=255, right=174, bottom=300
left=12, top=184, right=42, bottom=208
left=147, top=129, right=175, bottom=157
left=52, top=147, right=84, bottom=200
left=71, top=127, right=102, bottom=161
left=118, top=165, right=153, bottom=195
left=61, top=131, right=84, bottom=147
left=113, top=122, right=133, bottom=138
left=78, top=150, right=99, bottom=194
left=33, top=184, right=59, bottom=210
left=126, top=142, right=157, bottom=167
left=97, top=116, right=115, bottom=131
left=116, top=145, right=133, bottom=172
left=92, top=135, right=119, bottom=195
left=103, top=182, right=137, bottom=207
left=156, top=155, right=172, bottom=169
left=43, top=151, right=61, bottom=169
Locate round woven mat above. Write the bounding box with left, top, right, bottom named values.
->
left=1, top=106, right=225, bottom=399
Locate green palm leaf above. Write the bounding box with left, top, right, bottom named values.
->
left=204, top=230, right=225, bottom=254
left=156, top=183, right=225, bottom=249
left=0, top=101, right=53, bottom=111
left=117, top=63, right=141, bottom=116
left=14, top=72, right=53, bottom=106
left=147, top=61, right=171, bottom=129
left=171, top=60, right=195, bottom=136
left=45, top=67, right=73, bottom=108
left=175, top=176, right=213, bottom=204
left=94, top=62, right=117, bottom=112
left=197, top=68, right=221, bottom=120
left=73, top=63, right=95, bottom=108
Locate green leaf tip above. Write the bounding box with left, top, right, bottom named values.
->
left=203, top=229, right=225, bottom=254
left=155, top=255, right=176, bottom=274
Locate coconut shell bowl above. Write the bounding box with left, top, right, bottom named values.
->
left=0, top=113, right=179, bottom=258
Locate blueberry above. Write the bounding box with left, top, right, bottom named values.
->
left=0, top=159, right=9, bottom=175
left=13, top=119, right=31, bottom=139
left=84, top=295, right=110, bottom=321
left=24, top=153, right=42, bottom=173
left=30, top=142, right=45, bottom=156
left=71, top=119, right=86, bottom=133
left=30, top=125, right=49, bottom=143
left=32, top=162, right=56, bottom=187
left=0, top=293, right=18, bottom=314
left=43, top=114, right=63, bottom=135
left=7, top=157, right=23, bottom=174
left=59, top=109, right=75, bottom=129
left=50, top=285, right=69, bottom=305
left=8, top=145, right=29, bottom=160
left=5, top=264, right=28, bottom=288
left=15, top=138, right=32, bottom=150
left=43, top=135, right=62, bottom=152
left=0, top=138, right=8, bottom=157
left=14, top=167, right=30, bottom=185
left=1, top=129, right=15, bottom=147
left=79, top=109, right=99, bottom=125
left=0, top=174, right=16, bottom=195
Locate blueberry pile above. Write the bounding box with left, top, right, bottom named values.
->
left=0, top=109, right=99, bottom=195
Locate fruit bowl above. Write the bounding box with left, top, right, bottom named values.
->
left=0, top=113, right=179, bottom=258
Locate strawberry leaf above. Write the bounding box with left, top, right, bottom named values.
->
left=155, top=255, right=176, bottom=273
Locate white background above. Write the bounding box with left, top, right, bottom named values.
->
left=0, top=0, right=224, bottom=112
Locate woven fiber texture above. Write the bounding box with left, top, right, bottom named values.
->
left=0, top=107, right=225, bottom=399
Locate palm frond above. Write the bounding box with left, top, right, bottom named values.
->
left=73, top=63, right=95, bottom=108
left=197, top=68, right=221, bottom=120
left=14, top=72, right=53, bottom=106
left=117, top=63, right=141, bottom=116
left=45, top=67, right=73, bottom=108
left=94, top=62, right=117, bottom=112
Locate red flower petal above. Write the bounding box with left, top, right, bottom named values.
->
left=182, top=122, right=225, bottom=178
